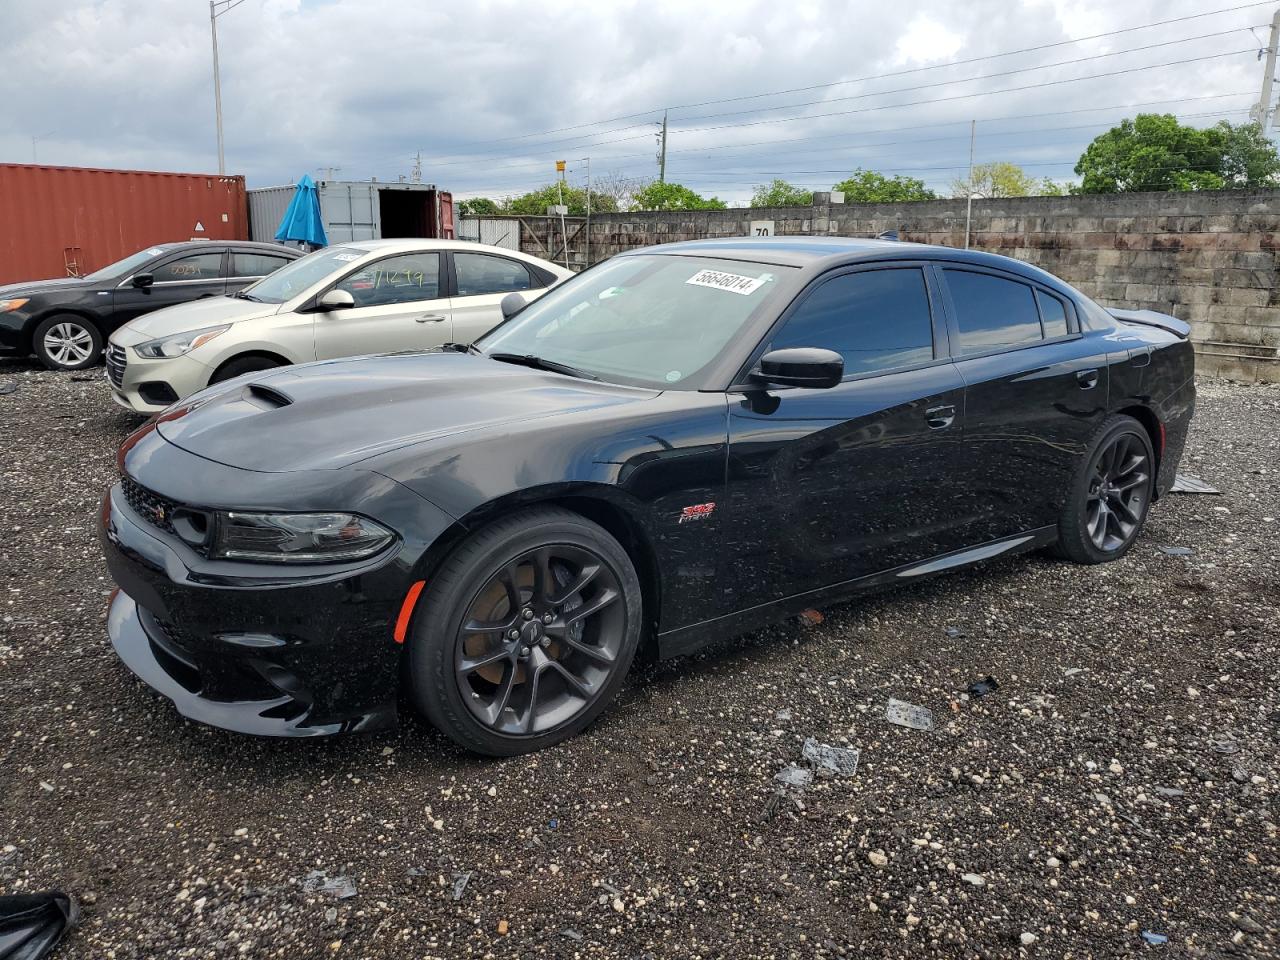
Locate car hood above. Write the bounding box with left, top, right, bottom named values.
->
left=0, top=276, right=95, bottom=297
left=155, top=352, right=659, bottom=472
left=110, top=296, right=281, bottom=345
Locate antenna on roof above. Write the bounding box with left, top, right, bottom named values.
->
left=875, top=230, right=899, bottom=241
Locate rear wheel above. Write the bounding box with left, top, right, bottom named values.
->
left=409, top=507, right=642, bottom=755
left=1054, top=415, right=1155, bottom=564
left=210, top=355, right=282, bottom=384
left=33, top=315, right=102, bottom=371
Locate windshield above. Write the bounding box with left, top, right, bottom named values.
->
left=240, top=245, right=370, bottom=304
left=476, top=255, right=795, bottom=388
left=84, top=247, right=169, bottom=282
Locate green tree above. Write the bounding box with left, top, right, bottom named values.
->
left=1217, top=120, right=1280, bottom=186
left=830, top=168, right=936, bottom=202
left=751, top=179, right=813, bottom=206
left=503, top=183, right=618, bottom=216
left=1073, top=114, right=1233, bottom=193
left=951, top=161, right=1040, bottom=199
left=457, top=197, right=501, bottom=217
left=1038, top=178, right=1067, bottom=197
left=631, top=181, right=727, bottom=210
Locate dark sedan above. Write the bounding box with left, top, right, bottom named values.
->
left=100, top=237, right=1195, bottom=754
left=0, top=241, right=300, bottom=370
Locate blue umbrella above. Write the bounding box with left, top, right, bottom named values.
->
left=274, top=174, right=328, bottom=248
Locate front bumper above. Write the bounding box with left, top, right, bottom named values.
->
left=106, top=341, right=214, bottom=414
left=99, top=431, right=460, bottom=736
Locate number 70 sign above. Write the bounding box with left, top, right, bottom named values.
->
left=749, top=220, right=774, bottom=237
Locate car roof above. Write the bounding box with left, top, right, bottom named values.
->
left=630, top=236, right=1076, bottom=293
left=327, top=238, right=571, bottom=272
left=153, top=240, right=300, bottom=254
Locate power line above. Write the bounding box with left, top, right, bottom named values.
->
left=434, top=0, right=1276, bottom=148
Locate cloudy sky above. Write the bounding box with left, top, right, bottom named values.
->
left=0, top=0, right=1271, bottom=204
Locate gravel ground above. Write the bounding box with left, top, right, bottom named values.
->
left=1, top=360, right=1278, bottom=959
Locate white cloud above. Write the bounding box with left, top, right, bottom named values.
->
left=0, top=0, right=1264, bottom=204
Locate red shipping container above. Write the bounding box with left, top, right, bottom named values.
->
left=0, top=163, right=249, bottom=285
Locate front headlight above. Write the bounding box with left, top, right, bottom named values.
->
left=211, top=511, right=395, bottom=563
left=0, top=298, right=30, bottom=313
left=135, top=324, right=231, bottom=359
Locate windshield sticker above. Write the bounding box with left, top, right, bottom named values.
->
left=147, top=248, right=164, bottom=256
left=686, top=269, right=766, bottom=296
left=665, top=370, right=682, bottom=382
left=333, top=253, right=360, bottom=262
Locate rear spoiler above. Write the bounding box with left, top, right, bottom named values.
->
left=1108, top=308, right=1190, bottom=340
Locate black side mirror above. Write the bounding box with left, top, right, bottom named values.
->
left=753, top=347, right=844, bottom=389
left=131, top=273, right=154, bottom=289
left=500, top=292, right=527, bottom=320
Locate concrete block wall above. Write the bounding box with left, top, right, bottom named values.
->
left=501, top=189, right=1280, bottom=382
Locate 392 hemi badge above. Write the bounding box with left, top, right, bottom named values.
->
left=678, top=502, right=716, bottom=524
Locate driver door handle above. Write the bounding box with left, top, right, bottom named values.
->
left=926, top=404, right=956, bottom=429
left=415, top=314, right=447, bottom=324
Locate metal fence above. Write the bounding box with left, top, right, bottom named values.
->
left=456, top=217, right=521, bottom=251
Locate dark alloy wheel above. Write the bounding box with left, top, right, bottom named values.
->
left=409, top=508, right=642, bottom=755
left=1054, top=414, right=1155, bottom=564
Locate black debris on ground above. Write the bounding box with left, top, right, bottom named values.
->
left=1, top=363, right=1278, bottom=958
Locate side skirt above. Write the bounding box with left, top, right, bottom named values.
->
left=656, top=525, right=1059, bottom=659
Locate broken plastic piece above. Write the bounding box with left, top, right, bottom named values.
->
left=451, top=872, right=472, bottom=901
left=1141, top=930, right=1168, bottom=945
left=886, top=698, right=934, bottom=732
left=801, top=738, right=860, bottom=777
left=943, top=626, right=966, bottom=638
left=0, top=891, right=78, bottom=960
left=0, top=383, right=17, bottom=397
left=302, top=871, right=357, bottom=900
left=966, top=676, right=999, bottom=698
left=774, top=765, right=813, bottom=789
left=1158, top=545, right=1193, bottom=556
left=1170, top=474, right=1220, bottom=495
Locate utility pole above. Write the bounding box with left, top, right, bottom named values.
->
left=1252, top=8, right=1280, bottom=128
left=963, top=120, right=976, bottom=250
left=657, top=111, right=668, bottom=183
left=410, top=151, right=423, bottom=183
left=585, top=156, right=591, bottom=268
left=209, top=0, right=245, bottom=175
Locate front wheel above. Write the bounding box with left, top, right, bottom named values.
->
left=1054, top=415, right=1155, bottom=564
left=408, top=507, right=643, bottom=755
left=33, top=315, right=103, bottom=370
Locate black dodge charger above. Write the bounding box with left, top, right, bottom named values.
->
left=100, top=237, right=1195, bottom=754
left=0, top=240, right=299, bottom=370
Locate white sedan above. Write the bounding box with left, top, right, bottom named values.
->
left=105, top=239, right=573, bottom=413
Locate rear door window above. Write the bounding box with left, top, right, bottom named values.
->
left=1036, top=289, right=1070, bottom=339
left=768, top=267, right=936, bottom=377
left=454, top=253, right=533, bottom=297
left=232, top=253, right=291, bottom=278
left=943, top=269, right=1043, bottom=354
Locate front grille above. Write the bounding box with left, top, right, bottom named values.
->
left=121, top=476, right=177, bottom=534
left=105, top=343, right=127, bottom=388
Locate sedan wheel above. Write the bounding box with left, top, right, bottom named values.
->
left=410, top=507, right=642, bottom=755
left=1055, top=415, right=1155, bottom=564
left=34, top=315, right=103, bottom=371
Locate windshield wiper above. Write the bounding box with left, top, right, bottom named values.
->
left=232, top=290, right=261, bottom=301
left=487, top=352, right=599, bottom=381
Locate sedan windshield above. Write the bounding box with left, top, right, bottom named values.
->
left=84, top=247, right=170, bottom=281
left=476, top=255, right=795, bottom=389
left=239, top=246, right=371, bottom=304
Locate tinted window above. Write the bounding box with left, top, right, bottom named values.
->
left=152, top=253, right=222, bottom=283
left=944, top=270, right=1042, bottom=354
left=1036, top=289, right=1070, bottom=338
left=768, top=268, right=935, bottom=376
left=232, top=253, right=290, bottom=278
left=336, top=252, right=440, bottom=307
left=455, top=253, right=532, bottom=297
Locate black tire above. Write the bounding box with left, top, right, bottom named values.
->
left=32, top=314, right=103, bottom=371
left=1053, top=414, right=1155, bottom=564
left=210, top=355, right=283, bottom=384
left=409, top=507, right=643, bottom=756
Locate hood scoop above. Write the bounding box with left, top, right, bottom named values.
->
left=244, top=382, right=294, bottom=409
